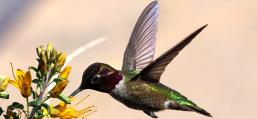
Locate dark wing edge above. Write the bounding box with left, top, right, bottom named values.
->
left=132, top=24, right=208, bottom=83
left=121, top=1, right=159, bottom=73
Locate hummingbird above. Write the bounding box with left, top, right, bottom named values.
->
left=70, top=1, right=211, bottom=118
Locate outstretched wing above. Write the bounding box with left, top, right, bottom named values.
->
left=121, top=1, right=159, bottom=73
left=132, top=25, right=208, bottom=83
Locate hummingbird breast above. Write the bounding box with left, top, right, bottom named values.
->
left=110, top=80, right=168, bottom=111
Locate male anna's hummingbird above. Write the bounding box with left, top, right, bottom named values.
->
left=70, top=1, right=211, bottom=118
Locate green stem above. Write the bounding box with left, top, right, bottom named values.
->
left=26, top=97, right=29, bottom=119
left=29, top=74, right=49, bottom=119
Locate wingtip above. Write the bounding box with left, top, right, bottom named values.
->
left=144, top=0, right=159, bottom=13
left=190, top=24, right=208, bottom=38
left=153, top=0, right=158, bottom=3
left=150, top=0, right=159, bottom=5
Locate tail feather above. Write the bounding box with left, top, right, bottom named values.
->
left=190, top=106, right=212, bottom=117
left=169, top=102, right=212, bottom=117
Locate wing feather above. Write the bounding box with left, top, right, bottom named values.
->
left=122, top=1, right=159, bottom=73
left=132, top=25, right=208, bottom=83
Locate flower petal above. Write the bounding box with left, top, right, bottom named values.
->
left=24, top=71, right=32, bottom=86
left=0, top=76, right=9, bottom=91
left=16, top=69, right=25, bottom=81
left=47, top=43, right=53, bottom=52
left=8, top=80, right=19, bottom=89
left=55, top=53, right=67, bottom=71
left=21, top=71, right=32, bottom=97
left=59, top=66, right=71, bottom=80
left=50, top=80, right=68, bottom=98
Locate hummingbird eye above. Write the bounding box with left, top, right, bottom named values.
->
left=91, top=75, right=101, bottom=84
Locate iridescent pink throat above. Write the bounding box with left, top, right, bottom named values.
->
left=101, top=71, right=123, bottom=91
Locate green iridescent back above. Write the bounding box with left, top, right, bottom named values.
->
left=123, top=69, right=140, bottom=81
left=146, top=83, right=199, bottom=108
left=124, top=69, right=200, bottom=109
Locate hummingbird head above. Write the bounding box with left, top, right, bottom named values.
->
left=78, top=62, right=122, bottom=93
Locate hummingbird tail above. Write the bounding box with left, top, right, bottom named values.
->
left=69, top=88, right=82, bottom=98
left=191, top=106, right=212, bottom=117
left=170, top=102, right=212, bottom=117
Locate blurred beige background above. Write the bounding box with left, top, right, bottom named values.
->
left=0, top=0, right=257, bottom=119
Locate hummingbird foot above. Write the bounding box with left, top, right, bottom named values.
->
left=143, top=111, right=158, bottom=118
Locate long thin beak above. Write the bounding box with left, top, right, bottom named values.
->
left=69, top=88, right=83, bottom=98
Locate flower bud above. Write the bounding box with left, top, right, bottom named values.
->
left=47, top=43, right=53, bottom=52
left=46, top=43, right=53, bottom=61
left=55, top=53, right=66, bottom=71
left=0, top=76, right=9, bottom=92
left=50, top=80, right=68, bottom=98
left=20, top=71, right=32, bottom=98
left=36, top=46, right=43, bottom=57
left=59, top=66, right=71, bottom=80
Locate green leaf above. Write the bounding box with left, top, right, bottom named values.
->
left=29, top=66, right=39, bottom=72
left=32, top=90, right=38, bottom=100
left=32, top=79, right=43, bottom=89
left=0, top=91, right=9, bottom=99
left=0, top=107, right=3, bottom=116
left=32, top=79, right=42, bottom=85
left=52, top=77, right=63, bottom=83
left=57, top=94, right=71, bottom=104
left=8, top=102, right=24, bottom=110
left=29, top=100, right=41, bottom=107
left=34, top=111, right=43, bottom=119
left=36, top=72, right=42, bottom=79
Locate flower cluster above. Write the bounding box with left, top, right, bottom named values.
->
left=0, top=43, right=94, bottom=119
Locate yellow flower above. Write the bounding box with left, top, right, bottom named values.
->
left=59, top=66, right=71, bottom=80
left=50, top=80, right=68, bottom=98
left=0, top=76, right=9, bottom=92
left=47, top=43, right=53, bottom=53
left=46, top=43, right=54, bottom=60
left=37, top=48, right=48, bottom=74
left=55, top=53, right=67, bottom=71
left=9, top=69, right=32, bottom=98
left=36, top=45, right=44, bottom=57
left=48, top=96, right=93, bottom=119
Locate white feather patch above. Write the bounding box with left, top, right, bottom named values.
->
left=164, top=101, right=171, bottom=109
